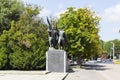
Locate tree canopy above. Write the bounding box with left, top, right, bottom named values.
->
left=58, top=7, right=102, bottom=59
left=0, top=0, right=24, bottom=35
left=0, top=1, right=48, bottom=69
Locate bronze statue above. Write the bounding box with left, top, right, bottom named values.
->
left=47, top=17, right=67, bottom=49
left=58, top=28, right=67, bottom=49
left=47, top=17, right=59, bottom=48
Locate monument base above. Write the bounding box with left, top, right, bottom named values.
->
left=46, top=48, right=68, bottom=73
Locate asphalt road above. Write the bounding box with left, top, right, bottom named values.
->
left=64, top=63, right=120, bottom=80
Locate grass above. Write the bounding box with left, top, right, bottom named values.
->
left=113, top=59, right=120, bottom=64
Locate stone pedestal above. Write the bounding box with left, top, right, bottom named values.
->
left=46, top=48, right=68, bottom=73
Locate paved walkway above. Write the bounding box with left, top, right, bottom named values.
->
left=0, top=63, right=120, bottom=80
left=0, top=71, right=68, bottom=80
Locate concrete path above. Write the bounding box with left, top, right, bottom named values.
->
left=0, top=71, right=68, bottom=80
left=0, top=63, right=120, bottom=80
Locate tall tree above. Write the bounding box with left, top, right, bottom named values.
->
left=0, top=5, right=48, bottom=70
left=0, top=0, right=24, bottom=34
left=58, top=7, right=101, bottom=60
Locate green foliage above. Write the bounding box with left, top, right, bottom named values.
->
left=0, top=47, right=7, bottom=69
left=0, top=0, right=24, bottom=34
left=103, top=39, right=120, bottom=55
left=0, top=32, right=9, bottom=69
left=58, top=7, right=101, bottom=59
left=0, top=5, right=48, bottom=70
left=9, top=6, right=47, bottom=70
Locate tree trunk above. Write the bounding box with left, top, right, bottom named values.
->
left=77, top=52, right=82, bottom=65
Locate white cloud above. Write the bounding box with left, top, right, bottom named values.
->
left=102, top=4, right=120, bottom=22
left=112, top=27, right=120, bottom=33
left=54, top=10, right=66, bottom=18
left=38, top=8, right=66, bottom=20
left=39, top=8, right=66, bottom=19
left=39, top=8, right=52, bottom=17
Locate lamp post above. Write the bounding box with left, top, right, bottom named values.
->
left=110, top=47, right=112, bottom=59
left=111, top=42, right=115, bottom=59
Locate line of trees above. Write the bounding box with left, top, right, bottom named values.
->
left=102, top=39, right=120, bottom=59
left=0, top=0, right=103, bottom=69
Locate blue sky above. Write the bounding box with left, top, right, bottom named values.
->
left=23, top=0, right=120, bottom=41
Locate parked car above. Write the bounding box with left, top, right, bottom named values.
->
left=97, top=58, right=102, bottom=62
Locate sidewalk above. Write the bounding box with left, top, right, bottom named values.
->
left=0, top=70, right=49, bottom=75
left=0, top=70, right=68, bottom=80
left=1, top=63, right=119, bottom=80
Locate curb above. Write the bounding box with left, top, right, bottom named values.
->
left=62, top=73, right=69, bottom=80
left=0, top=70, right=49, bottom=75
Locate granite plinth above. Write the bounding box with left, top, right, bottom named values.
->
left=46, top=49, right=68, bottom=73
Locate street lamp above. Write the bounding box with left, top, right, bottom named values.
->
left=110, top=47, right=112, bottom=59
left=111, top=42, right=115, bottom=59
